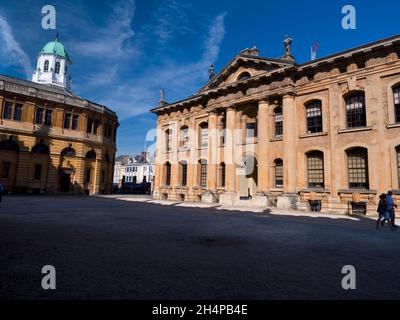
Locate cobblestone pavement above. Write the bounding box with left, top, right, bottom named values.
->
left=0, top=195, right=398, bottom=300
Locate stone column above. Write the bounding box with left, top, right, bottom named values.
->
left=277, top=94, right=299, bottom=209
left=253, top=100, right=270, bottom=207
left=202, top=110, right=218, bottom=203
left=219, top=106, right=237, bottom=205
left=187, top=116, right=196, bottom=202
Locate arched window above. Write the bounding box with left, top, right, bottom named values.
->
left=393, top=85, right=400, bottom=123
left=44, top=60, right=49, bottom=72
left=397, top=146, right=400, bottom=188
left=165, top=129, right=172, bottom=152
left=274, top=159, right=283, bottom=188
left=85, top=150, right=96, bottom=160
left=219, top=162, right=226, bottom=188
left=307, top=151, right=324, bottom=188
left=180, top=161, right=188, bottom=186
left=347, top=147, right=369, bottom=189
left=274, top=107, right=283, bottom=137
left=199, top=159, right=208, bottom=188
left=237, top=72, right=251, bottom=81
left=164, top=162, right=171, bottom=186
left=55, top=61, right=61, bottom=74
left=345, top=92, right=366, bottom=128
left=199, top=122, right=208, bottom=148
left=305, top=100, right=323, bottom=133
left=32, top=143, right=49, bottom=154
left=179, top=126, right=189, bottom=150
left=61, top=147, right=76, bottom=158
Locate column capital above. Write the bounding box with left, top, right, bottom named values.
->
left=207, top=109, right=219, bottom=116
left=258, top=99, right=270, bottom=105
left=226, top=105, right=236, bottom=112
left=282, top=92, right=296, bottom=99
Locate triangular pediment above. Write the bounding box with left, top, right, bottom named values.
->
left=199, top=53, right=294, bottom=93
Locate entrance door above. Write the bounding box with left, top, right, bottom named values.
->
left=59, top=170, right=71, bottom=192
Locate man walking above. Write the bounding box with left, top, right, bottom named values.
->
left=387, top=191, right=398, bottom=228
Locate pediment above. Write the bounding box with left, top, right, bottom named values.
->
left=199, top=54, right=293, bottom=93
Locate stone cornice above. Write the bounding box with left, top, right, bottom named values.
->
left=0, top=76, right=118, bottom=120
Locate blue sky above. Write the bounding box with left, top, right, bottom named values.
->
left=0, top=0, right=399, bottom=156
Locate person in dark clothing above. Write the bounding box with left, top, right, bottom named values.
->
left=376, top=193, right=393, bottom=230
left=386, top=191, right=398, bottom=228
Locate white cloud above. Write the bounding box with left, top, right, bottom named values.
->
left=0, top=14, right=32, bottom=78
left=71, top=0, right=136, bottom=58
left=101, top=12, right=227, bottom=119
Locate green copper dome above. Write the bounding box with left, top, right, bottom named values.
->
left=41, top=35, right=71, bottom=62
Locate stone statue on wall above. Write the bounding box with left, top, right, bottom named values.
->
left=283, top=35, right=295, bottom=61
left=209, top=64, right=215, bottom=79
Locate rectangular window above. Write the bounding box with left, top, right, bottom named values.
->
left=181, top=128, right=189, bottom=150
left=246, top=123, right=257, bottom=139
left=308, top=153, right=324, bottom=188
left=275, top=161, right=283, bottom=188
left=64, top=113, right=71, bottom=129
left=72, top=115, right=79, bottom=130
left=275, top=114, right=283, bottom=137
left=44, top=109, right=52, bottom=126
left=13, top=103, right=23, bottom=121
left=1, top=161, right=11, bottom=178
left=200, top=163, right=207, bottom=187
left=306, top=102, right=323, bottom=133
left=346, top=95, right=366, bottom=128
left=165, top=164, right=171, bottom=186
left=181, top=163, right=187, bottom=186
left=3, top=101, right=13, bottom=119
left=348, top=150, right=369, bottom=189
left=35, top=107, right=44, bottom=124
left=34, top=164, right=42, bottom=180
left=93, top=120, right=99, bottom=135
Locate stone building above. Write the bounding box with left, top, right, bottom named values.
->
left=151, top=35, right=400, bottom=215
left=0, top=36, right=118, bottom=195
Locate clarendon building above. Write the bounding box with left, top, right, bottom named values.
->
left=0, top=36, right=118, bottom=195
left=151, top=35, right=400, bottom=215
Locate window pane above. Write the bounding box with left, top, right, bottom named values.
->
left=346, top=94, right=366, bottom=128
left=64, top=113, right=71, bottom=129
left=13, top=103, right=23, bottom=121
left=181, top=163, right=187, bottom=186
left=246, top=123, right=257, bottom=139
left=308, top=152, right=324, bottom=188
left=72, top=115, right=79, bottom=130
left=44, top=60, right=49, bottom=72
left=275, top=108, right=283, bottom=137
left=44, top=110, right=52, bottom=126
left=275, top=160, right=283, bottom=188
left=3, top=101, right=13, bottom=119
left=200, top=162, right=207, bottom=187
left=35, top=107, right=44, bottom=124
left=306, top=101, right=323, bottom=133
left=87, top=118, right=93, bottom=133
left=348, top=148, right=369, bottom=189
left=165, top=163, right=171, bottom=186
left=201, top=126, right=208, bottom=148
left=220, top=163, right=226, bottom=188
left=55, top=62, right=60, bottom=74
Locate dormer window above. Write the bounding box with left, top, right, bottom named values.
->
left=44, top=60, right=49, bottom=72
left=237, top=72, right=251, bottom=81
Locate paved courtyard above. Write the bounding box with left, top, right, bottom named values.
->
left=0, top=195, right=399, bottom=300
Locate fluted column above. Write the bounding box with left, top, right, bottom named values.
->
left=257, top=100, right=270, bottom=193
left=282, top=94, right=297, bottom=193
left=207, top=111, right=218, bottom=191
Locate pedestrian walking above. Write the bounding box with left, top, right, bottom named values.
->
left=386, top=191, right=398, bottom=228
left=376, top=193, right=394, bottom=230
